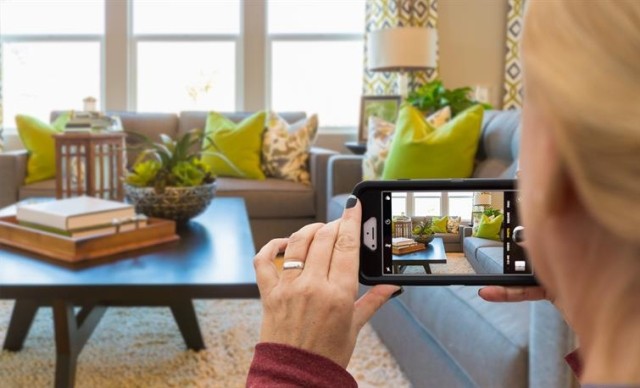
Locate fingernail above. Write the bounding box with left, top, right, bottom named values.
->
left=391, top=287, right=404, bottom=299
left=345, top=195, right=357, bottom=209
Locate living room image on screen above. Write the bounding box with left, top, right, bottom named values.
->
left=382, top=190, right=531, bottom=276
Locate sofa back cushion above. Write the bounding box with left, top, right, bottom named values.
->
left=473, top=110, right=521, bottom=179
left=178, top=111, right=307, bottom=137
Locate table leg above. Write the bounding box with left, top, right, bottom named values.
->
left=3, top=299, right=39, bottom=351
left=170, top=300, right=205, bottom=351
left=423, top=264, right=432, bottom=274
left=52, top=301, right=107, bottom=388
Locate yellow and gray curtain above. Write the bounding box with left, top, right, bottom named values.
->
left=503, top=0, right=526, bottom=110
left=363, top=0, right=439, bottom=95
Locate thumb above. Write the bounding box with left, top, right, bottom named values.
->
left=353, top=285, right=400, bottom=330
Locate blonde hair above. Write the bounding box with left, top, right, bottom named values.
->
left=523, top=1, right=640, bottom=243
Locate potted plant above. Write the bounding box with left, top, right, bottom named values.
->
left=124, top=128, right=240, bottom=223
left=412, top=217, right=435, bottom=245
left=405, top=80, right=492, bottom=117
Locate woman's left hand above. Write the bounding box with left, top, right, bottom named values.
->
left=253, top=196, right=399, bottom=368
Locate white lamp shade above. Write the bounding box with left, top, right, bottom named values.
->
left=367, top=26, right=437, bottom=71
left=473, top=192, right=493, bottom=206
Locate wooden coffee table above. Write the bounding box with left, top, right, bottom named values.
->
left=0, top=197, right=258, bottom=388
left=393, top=237, right=447, bottom=274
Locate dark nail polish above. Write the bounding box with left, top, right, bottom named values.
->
left=345, top=195, right=357, bottom=209
left=391, top=287, right=404, bottom=299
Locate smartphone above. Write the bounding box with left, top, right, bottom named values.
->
left=356, top=179, right=536, bottom=286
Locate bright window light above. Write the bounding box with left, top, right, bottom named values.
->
left=133, top=0, right=240, bottom=35
left=136, top=42, right=236, bottom=113
left=2, top=42, right=101, bottom=124
left=268, top=0, right=366, bottom=34
left=271, top=41, right=363, bottom=127
left=0, top=0, right=104, bottom=35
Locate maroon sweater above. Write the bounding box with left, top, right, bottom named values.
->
left=247, top=343, right=357, bottom=388
left=248, top=344, right=589, bottom=387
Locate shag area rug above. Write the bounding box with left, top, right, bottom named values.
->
left=404, top=252, right=475, bottom=275
left=0, top=299, right=410, bottom=387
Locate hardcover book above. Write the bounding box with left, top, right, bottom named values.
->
left=16, top=196, right=135, bottom=231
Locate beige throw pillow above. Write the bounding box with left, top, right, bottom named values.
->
left=261, top=112, right=318, bottom=185
left=447, top=215, right=461, bottom=234
left=362, top=106, right=452, bottom=180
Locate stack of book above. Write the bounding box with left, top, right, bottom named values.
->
left=392, top=237, right=426, bottom=255
left=16, top=196, right=147, bottom=239
left=65, top=111, right=123, bottom=132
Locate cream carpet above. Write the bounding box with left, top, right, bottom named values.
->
left=0, top=299, right=410, bottom=387
left=403, top=252, right=475, bottom=275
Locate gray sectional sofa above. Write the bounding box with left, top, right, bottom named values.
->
left=0, top=111, right=336, bottom=249
left=327, top=110, right=577, bottom=387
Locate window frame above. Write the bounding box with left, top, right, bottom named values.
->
left=0, top=1, right=364, bottom=133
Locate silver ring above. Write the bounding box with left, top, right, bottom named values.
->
left=282, top=260, right=305, bottom=270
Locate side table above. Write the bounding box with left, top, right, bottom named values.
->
left=344, top=141, right=367, bottom=155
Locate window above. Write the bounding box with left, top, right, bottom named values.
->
left=0, top=0, right=104, bottom=126
left=268, top=0, right=365, bottom=128
left=391, top=192, right=407, bottom=217
left=1, top=1, right=367, bottom=132
left=414, top=192, right=442, bottom=217
left=132, top=0, right=240, bottom=112
left=448, top=191, right=473, bottom=221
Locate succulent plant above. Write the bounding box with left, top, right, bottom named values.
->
left=125, top=128, right=241, bottom=193
left=412, top=218, right=435, bottom=236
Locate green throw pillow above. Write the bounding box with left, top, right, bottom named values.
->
left=473, top=214, right=504, bottom=240
left=202, top=111, right=266, bottom=179
left=432, top=215, right=448, bottom=233
left=382, top=104, right=483, bottom=179
left=16, top=113, right=71, bottom=184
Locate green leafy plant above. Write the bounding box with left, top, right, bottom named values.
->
left=406, top=79, right=493, bottom=117
left=483, top=208, right=502, bottom=218
left=412, top=218, right=435, bottom=236
left=125, top=128, right=242, bottom=193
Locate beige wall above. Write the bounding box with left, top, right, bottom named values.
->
left=438, top=0, right=509, bottom=108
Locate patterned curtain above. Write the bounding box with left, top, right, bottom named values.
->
left=363, top=0, right=439, bottom=95
left=502, top=0, right=526, bottom=110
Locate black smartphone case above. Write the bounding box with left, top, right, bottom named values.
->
left=354, top=179, right=537, bottom=286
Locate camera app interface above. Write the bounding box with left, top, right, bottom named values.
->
left=381, top=190, right=531, bottom=276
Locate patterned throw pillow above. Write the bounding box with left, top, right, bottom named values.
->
left=362, top=106, right=452, bottom=181
left=447, top=216, right=461, bottom=234
left=362, top=116, right=395, bottom=180
left=261, top=112, right=318, bottom=185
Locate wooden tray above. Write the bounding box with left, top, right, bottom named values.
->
left=0, top=216, right=179, bottom=262
left=392, top=242, right=426, bottom=255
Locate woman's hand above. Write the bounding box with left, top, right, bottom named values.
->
left=478, top=286, right=554, bottom=303
left=253, top=196, right=399, bottom=368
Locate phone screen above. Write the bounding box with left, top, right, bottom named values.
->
left=377, top=189, right=531, bottom=277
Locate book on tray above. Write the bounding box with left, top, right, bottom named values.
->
left=16, top=196, right=146, bottom=238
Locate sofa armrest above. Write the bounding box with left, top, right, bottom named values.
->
left=0, top=150, right=28, bottom=208
left=459, top=225, right=473, bottom=247
left=327, top=155, right=364, bottom=201
left=529, top=301, right=578, bottom=387
left=309, top=147, right=338, bottom=223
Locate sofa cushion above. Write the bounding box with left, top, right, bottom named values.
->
left=178, top=111, right=307, bottom=138
left=474, top=110, right=520, bottom=178
left=402, top=286, right=530, bottom=385
left=382, top=105, right=483, bottom=179
left=215, top=177, right=314, bottom=218
left=17, top=113, right=70, bottom=184
left=476, top=246, right=504, bottom=274
left=261, top=113, right=318, bottom=185
left=202, top=111, right=266, bottom=180
left=327, top=193, right=349, bottom=222
left=19, top=179, right=56, bottom=200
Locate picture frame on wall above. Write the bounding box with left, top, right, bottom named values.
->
left=358, top=95, right=402, bottom=143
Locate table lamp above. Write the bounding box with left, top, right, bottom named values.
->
left=367, top=26, right=438, bottom=98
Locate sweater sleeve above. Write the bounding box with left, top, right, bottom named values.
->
left=246, top=342, right=358, bottom=388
